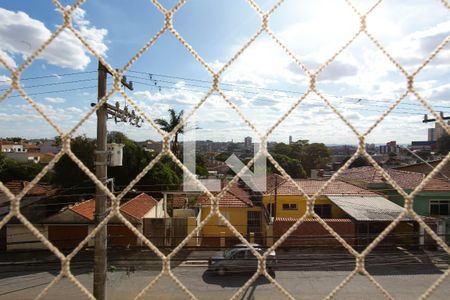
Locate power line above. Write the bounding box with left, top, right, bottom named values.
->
left=5, top=68, right=447, bottom=112
left=128, top=70, right=450, bottom=110
left=0, top=78, right=97, bottom=92
left=6, top=85, right=100, bottom=98
left=2, top=70, right=448, bottom=116
left=0, top=71, right=97, bottom=83
left=130, top=80, right=445, bottom=116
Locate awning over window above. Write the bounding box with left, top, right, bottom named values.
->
left=328, top=196, right=411, bottom=221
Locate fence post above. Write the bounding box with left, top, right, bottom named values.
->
left=220, top=232, right=226, bottom=248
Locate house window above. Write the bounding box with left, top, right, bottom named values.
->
left=430, top=200, right=450, bottom=216
left=314, top=204, right=332, bottom=218
left=282, top=203, right=297, bottom=210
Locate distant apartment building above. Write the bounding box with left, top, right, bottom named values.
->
left=244, top=136, right=252, bottom=149
left=428, top=120, right=450, bottom=141
left=428, top=128, right=436, bottom=142
left=410, top=141, right=436, bottom=151
left=379, top=141, right=398, bottom=154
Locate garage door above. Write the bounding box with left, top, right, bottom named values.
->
left=48, top=225, right=88, bottom=250
left=108, top=225, right=137, bottom=247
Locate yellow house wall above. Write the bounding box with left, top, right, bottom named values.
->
left=263, top=195, right=347, bottom=219
left=200, top=206, right=262, bottom=237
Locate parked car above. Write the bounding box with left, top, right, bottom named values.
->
left=208, top=243, right=277, bottom=275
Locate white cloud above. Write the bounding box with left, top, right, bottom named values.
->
left=66, top=106, right=82, bottom=113
left=45, top=97, right=65, bottom=103
left=0, top=7, right=108, bottom=70
left=0, top=49, right=16, bottom=68
left=0, top=75, right=11, bottom=86
left=388, top=20, right=450, bottom=69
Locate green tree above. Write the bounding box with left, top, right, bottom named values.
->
left=437, top=134, right=450, bottom=155
left=53, top=135, right=96, bottom=187
left=272, top=143, right=292, bottom=156
left=5, top=137, right=23, bottom=143
left=215, top=152, right=231, bottom=162
left=0, top=152, right=51, bottom=183
left=270, top=153, right=306, bottom=178
left=107, top=131, right=181, bottom=188
left=301, top=143, right=330, bottom=174
left=196, top=153, right=209, bottom=177
left=155, top=109, right=184, bottom=156
left=53, top=133, right=181, bottom=190
left=54, top=136, right=62, bottom=147
left=343, top=155, right=370, bottom=168
left=270, top=140, right=330, bottom=176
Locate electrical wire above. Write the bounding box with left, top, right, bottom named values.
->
left=5, top=85, right=99, bottom=98
left=0, top=78, right=97, bottom=92
left=127, top=70, right=450, bottom=110
left=2, top=69, right=448, bottom=115
left=0, top=71, right=97, bottom=83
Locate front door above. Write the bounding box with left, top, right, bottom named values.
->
left=247, top=211, right=262, bottom=243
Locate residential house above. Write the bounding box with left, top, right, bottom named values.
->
left=23, top=143, right=40, bottom=153
left=0, top=181, right=57, bottom=221
left=339, top=166, right=450, bottom=243
left=393, top=159, right=450, bottom=179
left=0, top=142, right=25, bottom=153
left=6, top=193, right=160, bottom=251
left=263, top=178, right=416, bottom=248
left=171, top=181, right=264, bottom=247
left=1, top=181, right=57, bottom=251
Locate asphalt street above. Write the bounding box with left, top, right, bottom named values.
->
left=1, top=266, right=450, bottom=300
left=0, top=249, right=449, bottom=299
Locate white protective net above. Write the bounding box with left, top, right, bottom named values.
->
left=0, top=0, right=450, bottom=299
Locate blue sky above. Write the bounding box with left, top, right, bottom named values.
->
left=0, top=0, right=449, bottom=144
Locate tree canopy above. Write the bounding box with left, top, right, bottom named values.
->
left=269, top=140, right=330, bottom=178
left=155, top=109, right=184, bottom=156
left=53, top=132, right=180, bottom=190
left=343, top=155, right=370, bottom=168
left=437, top=134, right=450, bottom=155
left=0, top=152, right=50, bottom=183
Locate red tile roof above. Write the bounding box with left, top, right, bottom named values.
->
left=4, top=180, right=56, bottom=197
left=265, top=174, right=287, bottom=194
left=69, top=193, right=158, bottom=222
left=338, top=166, right=450, bottom=192
left=419, top=178, right=450, bottom=192
left=23, top=143, right=40, bottom=152
left=264, top=179, right=377, bottom=196
left=70, top=199, right=95, bottom=221
left=393, top=159, right=450, bottom=179
left=171, top=181, right=254, bottom=208
left=120, top=193, right=158, bottom=220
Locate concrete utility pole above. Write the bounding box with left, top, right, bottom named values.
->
left=94, top=61, right=108, bottom=300
left=94, top=62, right=135, bottom=300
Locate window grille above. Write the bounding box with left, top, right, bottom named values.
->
left=282, top=203, right=298, bottom=210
